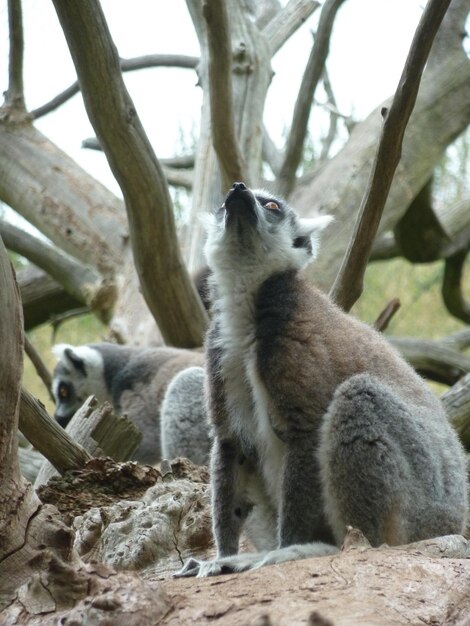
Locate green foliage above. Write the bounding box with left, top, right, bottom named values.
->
left=352, top=257, right=467, bottom=339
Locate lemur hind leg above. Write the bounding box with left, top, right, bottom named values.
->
left=318, top=373, right=463, bottom=547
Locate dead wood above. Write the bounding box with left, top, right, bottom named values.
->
left=295, top=0, right=470, bottom=294
left=24, top=335, right=53, bottom=400
left=34, top=395, right=142, bottom=488
left=52, top=0, right=208, bottom=348
left=159, top=534, right=470, bottom=626
left=19, top=389, right=92, bottom=475
left=17, top=446, right=44, bottom=483
left=373, top=298, right=401, bottom=332
left=18, top=265, right=84, bottom=331
left=2, top=561, right=172, bottom=626
left=330, top=0, right=452, bottom=311
left=442, top=248, right=470, bottom=324
left=442, top=372, right=470, bottom=448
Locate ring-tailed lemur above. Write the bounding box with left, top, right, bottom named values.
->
left=160, top=366, right=213, bottom=465
left=177, top=182, right=468, bottom=577
left=52, top=343, right=210, bottom=465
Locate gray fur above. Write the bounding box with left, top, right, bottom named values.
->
left=177, top=182, right=468, bottom=577
left=160, top=366, right=213, bottom=465
left=52, top=343, right=204, bottom=464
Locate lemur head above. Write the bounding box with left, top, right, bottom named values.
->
left=51, top=344, right=108, bottom=428
left=204, top=182, right=332, bottom=285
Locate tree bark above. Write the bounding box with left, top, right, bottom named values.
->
left=52, top=0, right=208, bottom=348
left=0, top=123, right=124, bottom=275
left=184, top=0, right=316, bottom=271
left=330, top=0, right=452, bottom=310
left=18, top=265, right=84, bottom=331
left=294, top=0, right=470, bottom=292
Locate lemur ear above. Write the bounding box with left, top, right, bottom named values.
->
left=297, top=215, right=334, bottom=237
left=64, top=347, right=87, bottom=375
left=293, top=215, right=333, bottom=260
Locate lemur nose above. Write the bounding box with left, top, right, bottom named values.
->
left=232, top=182, right=247, bottom=191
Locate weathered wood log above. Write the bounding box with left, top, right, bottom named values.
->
left=19, top=388, right=92, bottom=475
left=441, top=372, right=470, bottom=448
left=17, top=446, right=45, bottom=483
left=389, top=336, right=470, bottom=385
left=18, top=265, right=84, bottom=330
left=34, top=395, right=142, bottom=489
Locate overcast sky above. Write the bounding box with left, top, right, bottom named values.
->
left=1, top=0, right=426, bottom=198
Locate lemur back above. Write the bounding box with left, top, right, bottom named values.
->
left=178, top=182, right=468, bottom=577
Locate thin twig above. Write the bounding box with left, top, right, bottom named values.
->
left=373, top=298, right=401, bottom=332
left=277, top=0, right=347, bottom=198
left=24, top=335, right=54, bottom=401
left=31, top=54, right=198, bottom=119
left=6, top=0, right=25, bottom=110
left=329, top=0, right=453, bottom=311
left=263, top=0, right=320, bottom=57
left=319, top=68, right=339, bottom=161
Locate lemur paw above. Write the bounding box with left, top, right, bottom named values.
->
left=175, top=553, right=268, bottom=577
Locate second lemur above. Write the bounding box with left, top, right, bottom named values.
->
left=178, top=182, right=468, bottom=577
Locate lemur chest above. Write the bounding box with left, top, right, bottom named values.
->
left=220, top=334, right=286, bottom=507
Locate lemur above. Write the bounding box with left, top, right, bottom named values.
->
left=177, top=182, right=468, bottom=577
left=52, top=343, right=209, bottom=465
left=160, top=365, right=213, bottom=466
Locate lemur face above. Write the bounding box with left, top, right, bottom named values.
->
left=205, top=182, right=332, bottom=278
left=51, top=344, right=106, bottom=428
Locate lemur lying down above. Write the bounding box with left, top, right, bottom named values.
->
left=177, top=182, right=468, bottom=577
left=52, top=343, right=211, bottom=465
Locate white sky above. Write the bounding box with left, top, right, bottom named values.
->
left=1, top=0, right=425, bottom=199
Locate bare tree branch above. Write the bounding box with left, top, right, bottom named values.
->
left=82, top=137, right=196, bottom=168
left=318, top=68, right=340, bottom=161
left=441, top=328, right=470, bottom=351
left=390, top=335, right=470, bottom=386
left=24, top=335, right=53, bottom=401
left=373, top=298, right=401, bottom=332
left=441, top=372, right=470, bottom=448
left=19, top=388, right=92, bottom=474
left=202, top=0, right=247, bottom=189
left=81, top=138, right=194, bottom=188
left=17, top=265, right=84, bottom=330
left=52, top=0, right=208, bottom=348
left=5, top=0, right=25, bottom=113
left=184, top=0, right=272, bottom=271
left=0, top=126, right=124, bottom=275
left=0, top=234, right=25, bottom=561
left=162, top=166, right=194, bottom=189
left=262, top=126, right=283, bottom=178
left=263, top=0, right=320, bottom=56
left=329, top=0, right=453, bottom=311
left=442, top=248, right=470, bottom=324
left=0, top=219, right=115, bottom=316
left=31, top=54, right=199, bottom=120
left=277, top=0, right=346, bottom=198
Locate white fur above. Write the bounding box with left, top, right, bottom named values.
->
left=52, top=344, right=109, bottom=404
left=204, top=194, right=331, bottom=511
left=177, top=542, right=339, bottom=577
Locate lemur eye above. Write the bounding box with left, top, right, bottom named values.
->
left=58, top=383, right=69, bottom=400
left=264, top=201, right=280, bottom=211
